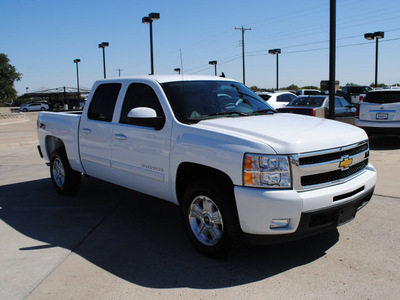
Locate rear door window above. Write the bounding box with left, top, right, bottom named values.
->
left=363, top=92, right=400, bottom=104
left=88, top=83, right=121, bottom=122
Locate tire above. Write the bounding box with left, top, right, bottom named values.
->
left=41, top=107, right=46, bottom=111
left=50, top=149, right=81, bottom=194
left=181, top=179, right=240, bottom=258
left=23, top=108, right=27, bottom=112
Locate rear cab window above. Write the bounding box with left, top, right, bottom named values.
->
left=277, top=94, right=296, bottom=102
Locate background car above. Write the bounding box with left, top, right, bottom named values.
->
left=277, top=95, right=356, bottom=119
left=257, top=91, right=297, bottom=109
left=336, top=85, right=372, bottom=104
left=355, top=89, right=400, bottom=135
left=19, top=102, right=49, bottom=112
left=295, top=89, right=321, bottom=96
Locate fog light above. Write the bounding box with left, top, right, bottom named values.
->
left=270, top=218, right=290, bottom=229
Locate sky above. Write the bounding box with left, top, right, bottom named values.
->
left=1, top=0, right=400, bottom=95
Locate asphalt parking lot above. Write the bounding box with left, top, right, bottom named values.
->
left=0, top=109, right=399, bottom=299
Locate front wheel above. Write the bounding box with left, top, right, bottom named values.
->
left=50, top=149, right=81, bottom=194
left=181, top=180, right=240, bottom=257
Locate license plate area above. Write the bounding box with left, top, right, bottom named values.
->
left=337, top=205, right=357, bottom=225
left=376, top=113, right=388, bottom=120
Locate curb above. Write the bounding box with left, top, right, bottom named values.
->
left=0, top=140, right=38, bottom=151
left=0, top=112, right=26, bottom=120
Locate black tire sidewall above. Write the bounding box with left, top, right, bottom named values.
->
left=50, top=149, right=81, bottom=194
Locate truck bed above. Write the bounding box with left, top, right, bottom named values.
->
left=37, top=110, right=84, bottom=172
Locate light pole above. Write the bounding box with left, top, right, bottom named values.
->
left=268, top=49, right=281, bottom=90
left=208, top=61, right=217, bottom=76
left=174, top=68, right=181, bottom=75
left=115, top=68, right=123, bottom=77
left=73, top=59, right=81, bottom=99
left=98, top=42, right=109, bottom=79
left=235, top=26, right=251, bottom=84
left=142, top=12, right=160, bottom=75
left=364, top=31, right=384, bottom=87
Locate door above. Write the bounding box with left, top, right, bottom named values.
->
left=111, top=82, right=172, bottom=200
left=334, top=97, right=346, bottom=118
left=79, top=83, right=122, bottom=180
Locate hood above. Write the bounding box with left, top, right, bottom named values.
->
left=196, top=113, right=367, bottom=154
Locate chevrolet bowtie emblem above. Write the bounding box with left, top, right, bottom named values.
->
left=339, top=156, right=353, bottom=170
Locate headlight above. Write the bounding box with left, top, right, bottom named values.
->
left=243, top=154, right=292, bottom=188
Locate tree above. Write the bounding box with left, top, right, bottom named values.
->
left=249, top=86, right=261, bottom=92
left=285, top=84, right=299, bottom=91
left=0, top=53, right=22, bottom=102
left=369, top=82, right=386, bottom=88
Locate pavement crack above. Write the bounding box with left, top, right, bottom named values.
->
left=71, top=201, right=121, bottom=253
left=374, top=193, right=400, bottom=200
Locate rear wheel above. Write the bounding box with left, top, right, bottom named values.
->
left=50, top=149, right=81, bottom=194
left=181, top=180, right=240, bottom=257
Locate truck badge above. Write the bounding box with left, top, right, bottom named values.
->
left=339, top=156, right=353, bottom=170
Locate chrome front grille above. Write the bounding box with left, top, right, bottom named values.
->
left=291, top=140, right=370, bottom=191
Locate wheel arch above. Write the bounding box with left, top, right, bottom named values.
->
left=45, top=135, right=66, bottom=159
left=176, top=162, right=235, bottom=205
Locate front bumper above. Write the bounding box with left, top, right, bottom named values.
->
left=242, top=187, right=374, bottom=245
left=234, top=164, right=376, bottom=241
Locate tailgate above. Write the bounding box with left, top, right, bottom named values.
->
left=359, top=102, right=399, bottom=122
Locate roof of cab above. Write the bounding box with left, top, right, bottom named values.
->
left=94, top=74, right=234, bottom=85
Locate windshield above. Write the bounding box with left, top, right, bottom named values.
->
left=161, top=80, right=275, bottom=124
left=287, top=96, right=325, bottom=107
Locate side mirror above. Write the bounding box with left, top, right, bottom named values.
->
left=127, top=107, right=165, bottom=130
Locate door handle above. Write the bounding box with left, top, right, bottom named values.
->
left=81, top=128, right=92, bottom=134
left=114, top=134, right=127, bottom=141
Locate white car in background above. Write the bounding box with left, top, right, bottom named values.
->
left=257, top=91, right=297, bottom=109
left=355, top=89, right=400, bottom=135
left=296, top=89, right=321, bottom=96
left=19, top=102, right=49, bottom=112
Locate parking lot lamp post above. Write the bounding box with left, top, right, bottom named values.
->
left=98, top=42, right=109, bottom=79
left=142, top=13, right=160, bottom=75
left=174, top=68, right=181, bottom=75
left=364, top=31, right=384, bottom=88
left=73, top=59, right=81, bottom=99
left=209, top=61, right=217, bottom=76
left=268, top=49, right=281, bottom=90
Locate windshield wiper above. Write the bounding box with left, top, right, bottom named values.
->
left=205, top=111, right=249, bottom=117
left=252, top=109, right=276, bottom=115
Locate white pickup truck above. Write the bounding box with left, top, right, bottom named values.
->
left=37, top=75, right=376, bottom=257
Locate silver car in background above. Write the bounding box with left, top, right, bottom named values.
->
left=355, top=89, right=400, bottom=136
left=19, top=103, right=49, bottom=112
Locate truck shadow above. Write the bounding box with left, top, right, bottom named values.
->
left=369, top=135, right=400, bottom=150
left=0, top=177, right=338, bottom=289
